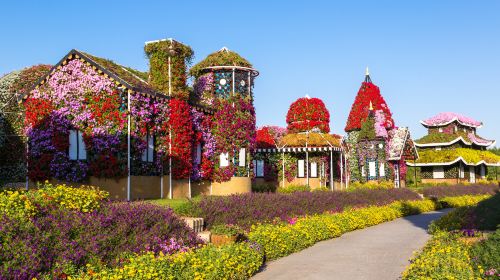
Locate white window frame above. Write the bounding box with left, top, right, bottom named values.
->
left=310, top=162, right=318, bottom=178
left=435, top=147, right=442, bottom=151
left=220, top=152, right=229, bottom=167
left=459, top=164, right=465, bottom=179
left=297, top=159, right=305, bottom=178
left=433, top=166, right=445, bottom=179
left=361, top=165, right=366, bottom=177
left=141, top=133, right=155, bottom=163
left=379, top=162, right=385, bottom=177
left=239, top=148, right=246, bottom=167
left=438, top=128, right=443, bottom=133
left=368, top=161, right=377, bottom=178
left=69, top=130, right=86, bottom=160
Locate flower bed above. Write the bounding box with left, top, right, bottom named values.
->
left=403, top=193, right=500, bottom=279
left=77, top=242, right=264, bottom=280
left=190, top=188, right=421, bottom=229
left=422, top=184, right=499, bottom=199
left=0, top=186, right=201, bottom=279
left=0, top=182, right=108, bottom=219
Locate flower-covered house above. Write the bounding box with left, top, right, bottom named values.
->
left=408, top=112, right=500, bottom=183
left=23, top=39, right=259, bottom=200
left=344, top=70, right=418, bottom=187
left=253, top=96, right=347, bottom=190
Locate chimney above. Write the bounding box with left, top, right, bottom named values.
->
left=144, top=38, right=193, bottom=100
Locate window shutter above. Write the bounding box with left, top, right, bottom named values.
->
left=298, top=160, right=305, bottom=177
left=433, top=166, right=445, bottom=179
left=147, top=135, right=154, bottom=162
left=196, top=143, right=202, bottom=164
left=379, top=162, right=385, bottom=177
left=257, top=160, right=264, bottom=177
left=141, top=136, right=148, bottom=162
left=69, top=130, right=78, bottom=160
left=78, top=131, right=87, bottom=160
left=220, top=153, right=229, bottom=167
left=239, top=148, right=246, bottom=167
left=369, top=161, right=376, bottom=177
left=310, top=162, right=318, bottom=178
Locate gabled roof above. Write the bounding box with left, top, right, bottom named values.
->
left=387, top=127, right=419, bottom=161
left=420, top=112, right=483, bottom=128
left=23, top=49, right=213, bottom=113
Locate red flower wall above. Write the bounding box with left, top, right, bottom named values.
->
left=286, top=97, right=330, bottom=133
left=345, top=82, right=394, bottom=132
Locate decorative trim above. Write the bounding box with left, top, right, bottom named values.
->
left=406, top=156, right=500, bottom=167
left=256, top=146, right=341, bottom=153
left=415, top=136, right=495, bottom=148
left=420, top=118, right=483, bottom=129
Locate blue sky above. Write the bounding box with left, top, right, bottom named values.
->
left=2, top=1, right=499, bottom=146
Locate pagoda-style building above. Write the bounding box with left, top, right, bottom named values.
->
left=408, top=112, right=500, bottom=183
left=345, top=69, right=418, bottom=187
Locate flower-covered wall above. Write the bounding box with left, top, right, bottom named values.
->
left=26, top=59, right=170, bottom=183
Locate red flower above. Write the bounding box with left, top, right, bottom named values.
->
left=286, top=97, right=330, bottom=133
left=345, top=82, right=394, bottom=132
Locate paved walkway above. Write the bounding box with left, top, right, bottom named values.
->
left=252, top=209, right=451, bottom=280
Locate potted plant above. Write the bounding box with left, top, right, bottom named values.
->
left=210, top=224, right=243, bottom=246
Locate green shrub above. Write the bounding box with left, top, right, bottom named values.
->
left=252, top=184, right=276, bottom=193
left=312, top=186, right=330, bottom=192
left=348, top=180, right=394, bottom=191
left=438, top=194, right=491, bottom=208
left=276, top=184, right=310, bottom=193
left=470, top=229, right=500, bottom=276
left=428, top=207, right=472, bottom=234
left=402, top=231, right=476, bottom=279
left=76, top=242, right=264, bottom=279
left=211, top=224, right=243, bottom=236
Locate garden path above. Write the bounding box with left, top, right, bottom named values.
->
left=252, top=209, right=451, bottom=280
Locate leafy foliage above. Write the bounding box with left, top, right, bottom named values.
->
left=415, top=148, right=500, bottom=164
left=422, top=184, right=499, bottom=198
left=189, top=48, right=252, bottom=78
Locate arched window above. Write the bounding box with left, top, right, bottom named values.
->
left=69, top=130, right=86, bottom=160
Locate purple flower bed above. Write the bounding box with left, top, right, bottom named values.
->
left=0, top=202, right=202, bottom=279
left=194, top=188, right=421, bottom=229
left=422, top=184, right=499, bottom=199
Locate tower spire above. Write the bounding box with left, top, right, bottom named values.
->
left=364, top=66, right=372, bottom=83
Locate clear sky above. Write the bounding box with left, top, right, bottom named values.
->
left=1, top=1, right=499, bottom=146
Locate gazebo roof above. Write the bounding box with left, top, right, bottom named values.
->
left=189, top=47, right=256, bottom=78
left=420, top=112, right=483, bottom=128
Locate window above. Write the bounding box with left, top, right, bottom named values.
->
left=141, top=133, right=155, bottom=163
left=433, top=166, right=445, bottom=179
left=195, top=143, right=202, bottom=164
left=361, top=165, right=366, bottom=177
left=459, top=164, right=465, bottom=179
left=239, top=148, right=246, bottom=167
left=253, top=160, right=264, bottom=177
left=480, top=165, right=486, bottom=178
left=435, top=147, right=442, bottom=151
left=438, top=128, right=443, bottom=133
left=69, top=130, right=86, bottom=160
left=379, top=162, right=385, bottom=177
left=368, top=161, right=376, bottom=178
left=310, top=162, right=318, bottom=178
left=297, top=160, right=305, bottom=178
left=454, top=125, right=458, bottom=133
left=220, top=153, right=229, bottom=167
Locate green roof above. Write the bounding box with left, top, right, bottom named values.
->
left=415, top=132, right=492, bottom=146
left=189, top=47, right=253, bottom=77
left=414, top=148, right=500, bottom=166
left=78, top=51, right=154, bottom=94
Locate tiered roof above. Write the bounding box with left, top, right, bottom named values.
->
left=420, top=112, right=482, bottom=128
left=415, top=132, right=495, bottom=147
left=408, top=148, right=500, bottom=167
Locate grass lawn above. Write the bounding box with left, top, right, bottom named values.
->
left=147, top=196, right=202, bottom=215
